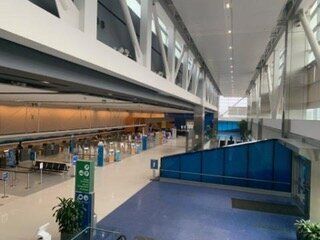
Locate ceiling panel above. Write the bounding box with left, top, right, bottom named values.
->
left=172, top=0, right=286, bottom=96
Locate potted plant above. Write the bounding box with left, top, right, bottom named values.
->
left=295, top=219, right=320, bottom=240
left=238, top=120, right=251, bottom=141
left=52, top=197, right=85, bottom=240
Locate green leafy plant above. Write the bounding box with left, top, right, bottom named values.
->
left=238, top=119, right=250, bottom=140
left=295, top=219, right=320, bottom=240
left=52, top=197, right=85, bottom=236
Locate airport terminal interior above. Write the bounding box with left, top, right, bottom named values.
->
left=1, top=0, right=320, bottom=239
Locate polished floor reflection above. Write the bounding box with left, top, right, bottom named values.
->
left=0, top=138, right=186, bottom=240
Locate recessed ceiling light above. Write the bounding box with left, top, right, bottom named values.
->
left=230, top=65, right=233, bottom=68
left=228, top=30, right=232, bottom=34
left=230, top=57, right=233, bottom=60
left=229, top=46, right=232, bottom=49
left=226, top=3, right=231, bottom=9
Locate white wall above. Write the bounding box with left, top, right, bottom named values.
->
left=291, top=120, right=320, bottom=141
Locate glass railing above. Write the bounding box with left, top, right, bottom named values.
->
left=71, top=227, right=126, bottom=240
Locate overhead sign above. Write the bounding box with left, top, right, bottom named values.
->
left=150, top=159, right=158, bottom=170
left=75, top=160, right=94, bottom=193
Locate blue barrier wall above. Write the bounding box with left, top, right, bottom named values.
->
left=160, top=139, right=292, bottom=192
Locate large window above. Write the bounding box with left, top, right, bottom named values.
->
left=219, top=97, right=247, bottom=120
left=127, top=0, right=184, bottom=58
left=307, top=0, right=320, bottom=64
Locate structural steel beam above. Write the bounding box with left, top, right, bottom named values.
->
left=299, top=10, right=320, bottom=65
left=119, top=0, right=143, bottom=64
left=187, top=59, right=196, bottom=90
left=182, top=49, right=189, bottom=90
left=140, top=0, right=153, bottom=69
left=174, top=44, right=186, bottom=81
left=152, top=2, right=170, bottom=80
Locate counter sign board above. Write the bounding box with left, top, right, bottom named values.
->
left=2, top=172, right=9, bottom=181
left=75, top=192, right=94, bottom=227
left=150, top=159, right=158, bottom=170
left=75, top=160, right=94, bottom=193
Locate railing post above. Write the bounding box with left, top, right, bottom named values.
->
left=26, top=172, right=30, bottom=189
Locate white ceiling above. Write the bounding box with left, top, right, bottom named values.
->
left=172, top=0, right=286, bottom=97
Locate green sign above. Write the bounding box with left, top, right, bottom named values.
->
left=75, top=160, right=94, bottom=193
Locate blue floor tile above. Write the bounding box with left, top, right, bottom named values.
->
left=98, top=182, right=298, bottom=240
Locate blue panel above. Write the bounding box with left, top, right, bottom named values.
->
left=218, top=121, right=240, bottom=132
left=161, top=156, right=180, bottom=179
left=202, top=149, right=224, bottom=184
left=180, top=152, right=202, bottom=181
left=248, top=141, right=274, bottom=190
left=274, top=142, right=292, bottom=192
left=224, top=145, right=248, bottom=186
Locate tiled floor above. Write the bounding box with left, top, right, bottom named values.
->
left=98, top=181, right=298, bottom=240
left=0, top=138, right=186, bottom=240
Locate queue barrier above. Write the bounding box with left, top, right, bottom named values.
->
left=0, top=168, right=34, bottom=189
left=160, top=139, right=292, bottom=192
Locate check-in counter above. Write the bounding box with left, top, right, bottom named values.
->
left=109, top=149, right=115, bottom=162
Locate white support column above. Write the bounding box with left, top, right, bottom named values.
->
left=153, top=2, right=170, bottom=79
left=140, top=0, right=152, bottom=69
left=299, top=10, right=320, bottom=65
left=168, top=26, right=176, bottom=82
left=119, top=0, right=143, bottom=64
left=74, top=0, right=97, bottom=38
left=182, top=49, right=189, bottom=89
left=174, top=45, right=186, bottom=81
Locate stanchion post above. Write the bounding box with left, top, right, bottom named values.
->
left=10, top=172, right=14, bottom=187
left=40, top=169, right=43, bottom=185
left=39, top=162, right=43, bottom=185
left=2, top=172, right=9, bottom=198
left=26, top=173, right=30, bottom=189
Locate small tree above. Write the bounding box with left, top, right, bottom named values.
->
left=52, top=197, right=85, bottom=239
left=238, top=119, right=250, bottom=140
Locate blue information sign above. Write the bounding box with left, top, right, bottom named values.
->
left=72, top=155, right=78, bottom=166
left=75, top=192, right=94, bottom=227
left=150, top=159, right=158, bottom=170
left=2, top=172, right=9, bottom=181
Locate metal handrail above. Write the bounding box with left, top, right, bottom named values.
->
left=71, top=227, right=126, bottom=240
